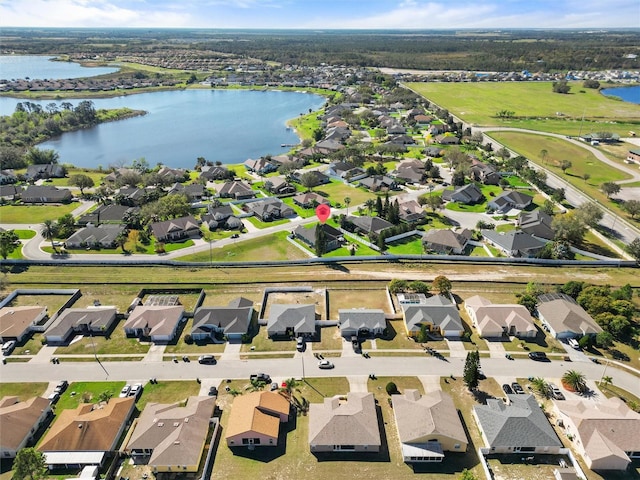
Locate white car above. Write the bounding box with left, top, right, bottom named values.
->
left=568, top=338, right=580, bottom=350
left=119, top=384, right=131, bottom=398
left=1, top=340, right=16, bottom=356
left=318, top=360, right=334, bottom=369
left=129, top=383, right=143, bottom=399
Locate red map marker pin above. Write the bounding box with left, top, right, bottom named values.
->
left=315, top=204, right=331, bottom=223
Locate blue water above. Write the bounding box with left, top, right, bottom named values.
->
left=601, top=85, right=640, bottom=104
left=0, top=55, right=119, bottom=81
left=0, top=89, right=325, bottom=168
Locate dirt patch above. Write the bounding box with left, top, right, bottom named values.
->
left=264, top=289, right=326, bottom=319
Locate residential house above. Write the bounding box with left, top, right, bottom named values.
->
left=554, top=397, right=640, bottom=471
left=536, top=293, right=603, bottom=339
left=244, top=157, right=278, bottom=175
left=25, top=164, right=65, bottom=181
left=167, top=183, right=206, bottom=202
left=225, top=391, right=290, bottom=448
left=0, top=184, right=22, bottom=201
left=0, top=169, right=18, bottom=185
left=123, top=305, right=184, bottom=343
left=473, top=394, right=563, bottom=454
left=44, top=307, right=118, bottom=345
left=327, top=162, right=367, bottom=182
left=22, top=185, right=73, bottom=204
left=518, top=210, right=555, bottom=240
left=104, top=168, right=136, bottom=184
left=627, top=149, right=640, bottom=164
left=470, top=161, right=501, bottom=185
left=0, top=396, right=52, bottom=458
left=65, top=225, right=125, bottom=250
left=388, top=134, right=415, bottom=146
left=157, top=167, right=188, bottom=183
left=200, top=165, right=231, bottom=181
left=346, top=215, right=394, bottom=237
left=191, top=298, right=254, bottom=342
left=487, top=191, right=533, bottom=214
left=442, top=184, right=484, bottom=205
left=245, top=198, right=295, bottom=222
left=392, top=389, right=467, bottom=463
left=116, top=187, right=155, bottom=206
left=402, top=295, right=464, bottom=338
left=78, top=205, right=140, bottom=226
left=308, top=393, right=381, bottom=454
left=425, top=147, right=444, bottom=158
left=358, top=175, right=398, bottom=192
left=150, top=216, right=201, bottom=243
left=265, top=177, right=296, bottom=195
left=38, top=397, right=136, bottom=469
left=213, top=180, right=255, bottom=200
left=413, top=114, right=433, bottom=125
left=125, top=396, right=216, bottom=473
left=435, top=135, right=460, bottom=145
left=0, top=306, right=46, bottom=343
left=482, top=229, right=546, bottom=258
left=325, top=126, right=351, bottom=142
left=292, top=192, right=330, bottom=209
left=293, top=170, right=330, bottom=187
left=423, top=229, right=472, bottom=255
left=266, top=304, right=316, bottom=338
left=293, top=224, right=343, bottom=253
left=398, top=199, right=426, bottom=223
left=465, top=296, right=537, bottom=338
left=338, top=309, right=386, bottom=339
left=391, top=159, right=425, bottom=184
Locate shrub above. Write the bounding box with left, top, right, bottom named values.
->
left=184, top=334, right=193, bottom=344
left=385, top=382, right=398, bottom=395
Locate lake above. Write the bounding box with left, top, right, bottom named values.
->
left=0, top=89, right=325, bottom=168
left=601, top=85, right=640, bottom=104
left=0, top=55, right=119, bottom=80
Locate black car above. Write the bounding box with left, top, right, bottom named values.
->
left=511, top=382, right=525, bottom=394
left=250, top=373, right=271, bottom=383
left=54, top=380, right=68, bottom=394
left=208, top=386, right=218, bottom=396
left=502, top=384, right=513, bottom=395
left=528, top=351, right=548, bottom=361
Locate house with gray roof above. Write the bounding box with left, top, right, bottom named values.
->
left=150, top=216, right=201, bottom=243
left=125, top=396, right=216, bottom=473
left=536, top=293, right=602, bottom=339
left=266, top=304, right=316, bottom=338
left=518, top=210, right=555, bottom=240
left=123, top=305, right=184, bottom=343
left=265, top=177, right=296, bottom=195
left=470, top=161, right=501, bottom=185
left=338, top=309, right=386, bottom=339
left=487, top=191, right=533, bottom=214
left=293, top=224, right=343, bottom=253
left=22, top=185, right=73, bottom=204
left=45, top=307, right=118, bottom=345
left=192, top=298, right=253, bottom=342
left=65, top=225, right=125, bottom=250
left=392, top=389, right=467, bottom=463
left=213, top=180, right=255, bottom=200
left=327, top=162, right=367, bottom=182
left=346, top=215, right=393, bottom=237
left=244, top=157, right=278, bottom=175
left=200, top=165, right=231, bottom=181
left=391, top=159, right=425, bottom=184
left=245, top=198, right=295, bottom=222
left=78, top=204, right=140, bottom=226
left=423, top=229, right=471, bottom=255
left=292, top=192, right=330, bottom=208
left=482, top=229, right=546, bottom=258
left=167, top=183, right=206, bottom=202
left=0, top=184, right=22, bottom=201
left=25, top=164, right=65, bottom=181
left=398, top=199, right=426, bottom=223
left=442, top=184, right=483, bottom=205
left=401, top=295, right=464, bottom=338
left=308, top=393, right=381, bottom=454
left=358, top=175, right=398, bottom=192
left=473, top=394, right=563, bottom=454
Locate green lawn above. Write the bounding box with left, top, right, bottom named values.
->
left=386, top=234, right=425, bottom=254
left=244, top=215, right=291, bottom=229
left=0, top=382, right=47, bottom=399
left=240, top=324, right=296, bottom=353
left=314, top=180, right=377, bottom=206
left=56, top=381, right=126, bottom=410
left=136, top=380, right=201, bottom=411
left=14, top=229, right=36, bottom=239
left=0, top=203, right=79, bottom=224
left=47, top=168, right=107, bottom=187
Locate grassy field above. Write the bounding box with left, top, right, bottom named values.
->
left=56, top=381, right=126, bottom=410
left=0, top=382, right=47, bottom=399
left=326, top=288, right=392, bottom=319
left=135, top=380, right=201, bottom=410
left=315, top=180, right=377, bottom=206
left=0, top=203, right=79, bottom=223
left=407, top=81, right=640, bottom=135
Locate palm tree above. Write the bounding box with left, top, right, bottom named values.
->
left=42, top=220, right=57, bottom=253
left=600, top=375, right=613, bottom=390
left=530, top=377, right=549, bottom=397
left=344, top=197, right=351, bottom=215
left=364, top=199, right=375, bottom=215
left=562, top=370, right=586, bottom=393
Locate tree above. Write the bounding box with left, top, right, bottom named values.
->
left=627, top=238, right=640, bottom=263
left=582, top=173, right=591, bottom=183
left=553, top=211, right=588, bottom=244
left=601, top=182, right=621, bottom=199
left=601, top=375, right=613, bottom=389
left=539, top=149, right=548, bottom=165
left=364, top=199, right=375, bottom=215
left=530, top=377, right=549, bottom=397
left=432, top=275, right=452, bottom=295
left=385, top=381, right=398, bottom=395
left=596, top=331, right=614, bottom=349
left=562, top=370, right=586, bottom=393
left=623, top=199, right=640, bottom=219
left=42, top=219, right=58, bottom=252
left=459, top=469, right=478, bottom=480
left=299, top=171, right=320, bottom=191
left=24, top=147, right=59, bottom=165
left=559, top=159, right=572, bottom=174
left=424, top=195, right=443, bottom=212
left=388, top=279, right=408, bottom=294
left=344, top=196, right=351, bottom=215
left=576, top=202, right=603, bottom=228
left=69, top=174, right=94, bottom=195
left=0, top=230, right=19, bottom=259
left=463, top=350, right=480, bottom=391
left=314, top=225, right=328, bottom=257
left=552, top=80, right=571, bottom=94
left=583, top=79, right=600, bottom=89
left=551, top=188, right=566, bottom=203
left=417, top=324, right=429, bottom=343
left=115, top=231, right=129, bottom=253
left=13, top=447, right=46, bottom=480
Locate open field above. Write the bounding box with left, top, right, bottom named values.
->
left=327, top=288, right=392, bottom=319
left=407, top=81, right=640, bottom=135
left=0, top=382, right=47, bottom=399
left=0, top=203, right=79, bottom=224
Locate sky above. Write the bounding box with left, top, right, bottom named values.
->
left=0, top=0, right=639, bottom=29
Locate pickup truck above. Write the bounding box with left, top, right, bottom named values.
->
left=250, top=373, right=271, bottom=383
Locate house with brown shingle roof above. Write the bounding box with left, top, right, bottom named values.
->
left=39, top=397, right=135, bottom=468
left=150, top=216, right=201, bottom=243
left=465, top=296, right=537, bottom=339
left=308, top=392, right=381, bottom=453
left=125, top=396, right=215, bottom=472
left=0, top=396, right=52, bottom=458
left=423, top=229, right=471, bottom=255
left=554, top=397, right=640, bottom=471
left=0, top=306, right=47, bottom=343
left=123, top=305, right=184, bottom=343
left=392, top=390, right=467, bottom=463
left=225, top=391, right=290, bottom=448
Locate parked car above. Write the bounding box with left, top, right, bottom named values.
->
left=250, top=373, right=271, bottom=383
left=230, top=233, right=239, bottom=239
left=478, top=368, right=486, bottom=380
left=567, top=338, right=580, bottom=350
left=528, top=351, right=548, bottom=361
left=548, top=383, right=565, bottom=400
left=502, top=384, right=513, bottom=395
left=54, top=380, right=68, bottom=394
left=198, top=355, right=216, bottom=364
left=47, top=392, right=59, bottom=404
left=270, top=382, right=279, bottom=391
left=119, top=384, right=131, bottom=398
left=129, top=383, right=143, bottom=399
left=1, top=340, right=16, bottom=356
left=208, top=386, right=218, bottom=396
left=318, top=359, right=334, bottom=369
left=511, top=382, right=525, bottom=394
left=296, top=337, right=305, bottom=352
left=351, top=335, right=361, bottom=354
